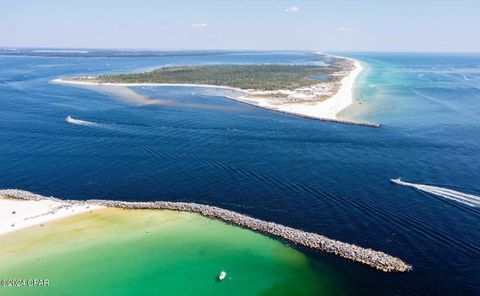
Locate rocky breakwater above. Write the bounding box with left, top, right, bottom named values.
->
left=304, top=116, right=381, bottom=128
left=1, top=189, right=411, bottom=272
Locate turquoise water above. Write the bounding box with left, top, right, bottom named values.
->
left=0, top=209, right=339, bottom=296
left=0, top=50, right=479, bottom=294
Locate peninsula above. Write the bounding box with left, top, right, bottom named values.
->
left=53, top=55, right=378, bottom=127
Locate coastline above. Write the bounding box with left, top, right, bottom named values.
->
left=237, top=58, right=364, bottom=121
left=51, top=56, right=379, bottom=127
left=0, top=195, right=103, bottom=236
left=1, top=206, right=337, bottom=295
left=0, top=189, right=411, bottom=272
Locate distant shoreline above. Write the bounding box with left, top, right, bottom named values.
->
left=52, top=56, right=379, bottom=127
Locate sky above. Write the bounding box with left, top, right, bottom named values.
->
left=1, top=0, right=479, bottom=52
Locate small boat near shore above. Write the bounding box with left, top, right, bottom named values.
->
left=218, top=271, right=226, bottom=281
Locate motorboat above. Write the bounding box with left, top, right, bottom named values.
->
left=218, top=271, right=226, bottom=281
left=390, top=177, right=402, bottom=184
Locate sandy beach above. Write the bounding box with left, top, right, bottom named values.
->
left=51, top=56, right=370, bottom=126
left=270, top=59, right=363, bottom=120
left=0, top=192, right=103, bottom=236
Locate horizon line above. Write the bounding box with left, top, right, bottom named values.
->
left=1, top=46, right=479, bottom=54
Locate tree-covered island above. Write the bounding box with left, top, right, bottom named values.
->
left=73, top=59, right=352, bottom=91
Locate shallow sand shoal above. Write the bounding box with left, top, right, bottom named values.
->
left=0, top=196, right=103, bottom=236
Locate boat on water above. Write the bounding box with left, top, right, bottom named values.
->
left=218, top=271, right=226, bottom=281
left=390, top=177, right=403, bottom=184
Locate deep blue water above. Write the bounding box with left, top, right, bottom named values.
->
left=1, top=51, right=479, bottom=295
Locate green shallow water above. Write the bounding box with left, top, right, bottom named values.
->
left=0, top=208, right=341, bottom=296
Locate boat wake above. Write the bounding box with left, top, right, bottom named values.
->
left=391, top=178, right=480, bottom=207
left=66, top=116, right=99, bottom=127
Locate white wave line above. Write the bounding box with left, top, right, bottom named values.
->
left=391, top=178, right=480, bottom=207
left=65, top=116, right=99, bottom=127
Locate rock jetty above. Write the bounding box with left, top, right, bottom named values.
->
left=0, top=189, right=411, bottom=272
left=297, top=114, right=381, bottom=127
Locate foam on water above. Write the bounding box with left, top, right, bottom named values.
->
left=392, top=178, right=480, bottom=207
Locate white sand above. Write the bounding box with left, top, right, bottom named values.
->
left=52, top=56, right=363, bottom=123
left=265, top=59, right=363, bottom=119
left=0, top=196, right=103, bottom=236
left=51, top=79, right=245, bottom=92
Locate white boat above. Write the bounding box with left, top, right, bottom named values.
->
left=218, top=271, right=226, bottom=281
left=390, top=177, right=403, bottom=184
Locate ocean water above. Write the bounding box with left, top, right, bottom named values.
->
left=0, top=208, right=338, bottom=295
left=0, top=50, right=479, bottom=295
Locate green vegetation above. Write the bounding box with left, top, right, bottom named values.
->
left=85, top=63, right=349, bottom=90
